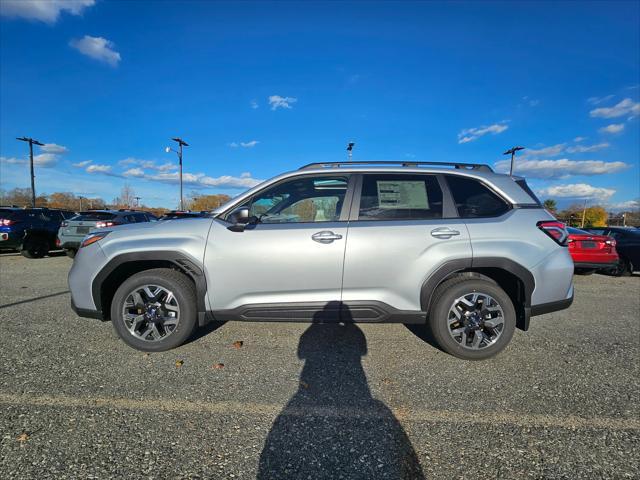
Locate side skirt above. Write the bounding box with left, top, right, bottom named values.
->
left=211, top=301, right=427, bottom=324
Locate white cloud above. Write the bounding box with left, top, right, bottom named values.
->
left=86, top=164, right=112, bottom=174
left=525, top=144, right=566, bottom=157
left=590, top=98, right=640, bottom=119
left=118, top=158, right=177, bottom=171
left=123, top=168, right=145, bottom=177
left=599, top=123, right=625, bottom=134
left=537, top=183, right=616, bottom=200
left=72, top=160, right=92, bottom=168
left=522, top=96, right=540, bottom=107
left=565, top=142, right=610, bottom=154
left=457, top=123, right=508, bottom=144
left=229, top=140, right=259, bottom=148
left=0, top=154, right=57, bottom=167
left=70, top=35, right=121, bottom=67
left=40, top=143, right=68, bottom=154
left=573, top=136, right=587, bottom=142
left=268, top=95, right=297, bottom=110
left=148, top=171, right=263, bottom=189
left=607, top=200, right=639, bottom=212
left=250, top=100, right=259, bottom=109
left=494, top=158, right=629, bottom=179
left=587, top=95, right=614, bottom=105
left=0, top=0, right=94, bottom=24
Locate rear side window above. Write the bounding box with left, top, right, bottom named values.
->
left=358, top=174, right=443, bottom=220
left=446, top=176, right=509, bottom=218
left=133, top=213, right=148, bottom=222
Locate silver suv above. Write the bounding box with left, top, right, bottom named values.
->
left=69, top=161, right=574, bottom=360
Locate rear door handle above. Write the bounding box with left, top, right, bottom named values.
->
left=312, top=230, right=343, bottom=243
left=431, top=227, right=461, bottom=239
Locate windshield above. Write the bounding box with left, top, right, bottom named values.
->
left=72, top=212, right=116, bottom=221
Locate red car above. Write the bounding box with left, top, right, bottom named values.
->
left=567, top=227, right=618, bottom=274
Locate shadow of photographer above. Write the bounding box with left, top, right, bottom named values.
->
left=257, top=302, right=424, bottom=479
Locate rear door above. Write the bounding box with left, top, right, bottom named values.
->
left=341, top=173, right=471, bottom=313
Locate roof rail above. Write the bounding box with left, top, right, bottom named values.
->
left=298, top=160, right=493, bottom=172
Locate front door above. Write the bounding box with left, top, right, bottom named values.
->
left=205, top=174, right=352, bottom=320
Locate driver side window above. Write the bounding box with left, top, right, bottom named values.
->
left=243, top=175, right=349, bottom=224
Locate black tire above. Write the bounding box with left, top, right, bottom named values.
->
left=65, top=248, right=77, bottom=259
left=110, top=268, right=197, bottom=352
left=574, top=268, right=596, bottom=275
left=21, top=236, right=49, bottom=259
left=609, top=258, right=632, bottom=277
left=428, top=276, right=516, bottom=360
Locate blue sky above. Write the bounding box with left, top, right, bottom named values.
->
left=1, top=0, right=638, bottom=209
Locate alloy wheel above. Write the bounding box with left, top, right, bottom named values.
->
left=446, top=292, right=505, bottom=350
left=121, top=285, right=180, bottom=342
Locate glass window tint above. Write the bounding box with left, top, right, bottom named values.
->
left=446, top=175, right=509, bottom=218
left=244, top=176, right=348, bottom=224
left=358, top=174, right=443, bottom=220
left=73, top=212, right=116, bottom=221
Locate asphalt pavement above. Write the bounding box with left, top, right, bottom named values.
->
left=0, top=252, right=638, bottom=479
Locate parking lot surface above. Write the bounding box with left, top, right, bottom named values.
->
left=0, top=252, right=638, bottom=479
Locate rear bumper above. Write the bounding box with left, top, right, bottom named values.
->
left=531, top=292, right=574, bottom=316
left=574, top=261, right=617, bottom=270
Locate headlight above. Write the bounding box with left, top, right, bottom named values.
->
left=81, top=231, right=111, bottom=248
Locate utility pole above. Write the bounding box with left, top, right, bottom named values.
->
left=166, top=138, right=189, bottom=210
left=503, top=146, right=525, bottom=176
left=134, top=196, right=141, bottom=207
left=16, top=137, right=44, bottom=207
left=581, top=200, right=588, bottom=228
left=79, top=196, right=85, bottom=212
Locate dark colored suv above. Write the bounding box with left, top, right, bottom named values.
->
left=0, top=207, right=76, bottom=258
left=584, top=227, right=640, bottom=276
left=58, top=210, right=156, bottom=258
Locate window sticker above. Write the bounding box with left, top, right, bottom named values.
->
left=376, top=181, right=429, bottom=209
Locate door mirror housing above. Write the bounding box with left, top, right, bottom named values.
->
left=227, top=206, right=251, bottom=232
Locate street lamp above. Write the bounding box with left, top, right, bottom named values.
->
left=165, top=137, right=189, bottom=210
left=16, top=137, right=44, bottom=207
left=503, top=146, right=525, bottom=176
left=347, top=142, right=355, bottom=161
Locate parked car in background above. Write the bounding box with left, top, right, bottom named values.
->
left=58, top=210, right=155, bottom=258
left=584, top=227, right=640, bottom=276
left=0, top=207, right=76, bottom=258
left=159, top=210, right=211, bottom=220
left=68, top=161, right=575, bottom=360
left=566, top=227, right=618, bottom=275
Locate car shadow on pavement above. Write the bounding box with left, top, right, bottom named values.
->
left=185, top=320, right=227, bottom=345
left=0, top=290, right=70, bottom=309
left=257, top=303, right=425, bottom=480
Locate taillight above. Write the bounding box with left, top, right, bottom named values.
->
left=95, top=221, right=117, bottom=228
left=537, top=221, right=568, bottom=246
left=0, top=219, right=14, bottom=226
left=61, top=221, right=69, bottom=227
left=81, top=231, right=111, bottom=248
left=605, top=239, right=616, bottom=246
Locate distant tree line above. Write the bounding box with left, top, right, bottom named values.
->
left=543, top=199, right=639, bottom=228
left=0, top=185, right=231, bottom=217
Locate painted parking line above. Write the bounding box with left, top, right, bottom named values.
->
left=0, top=392, right=638, bottom=431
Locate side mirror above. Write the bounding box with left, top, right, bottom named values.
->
left=227, top=206, right=251, bottom=232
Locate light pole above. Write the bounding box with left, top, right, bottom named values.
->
left=347, top=142, right=355, bottom=161
left=165, top=137, right=189, bottom=210
left=134, top=196, right=141, bottom=207
left=16, top=137, right=44, bottom=207
left=503, top=146, right=525, bottom=176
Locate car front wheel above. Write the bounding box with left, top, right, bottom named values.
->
left=21, top=236, right=49, bottom=259
left=428, top=276, right=516, bottom=360
left=111, top=268, right=197, bottom=352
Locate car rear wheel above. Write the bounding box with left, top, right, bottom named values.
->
left=111, top=268, right=197, bottom=352
left=428, top=276, right=516, bottom=360
left=609, top=258, right=632, bottom=277
left=65, top=248, right=77, bottom=259
left=21, top=236, right=49, bottom=259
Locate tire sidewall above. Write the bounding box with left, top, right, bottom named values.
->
left=429, top=279, right=516, bottom=360
left=111, top=271, right=197, bottom=352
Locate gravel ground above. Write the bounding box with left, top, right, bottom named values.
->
left=0, top=252, right=638, bottom=479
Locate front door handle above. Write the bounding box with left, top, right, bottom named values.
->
left=431, top=227, right=461, bottom=239
left=312, top=230, right=343, bottom=244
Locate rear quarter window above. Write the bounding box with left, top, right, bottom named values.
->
left=72, top=212, right=116, bottom=221
left=446, top=175, right=510, bottom=218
